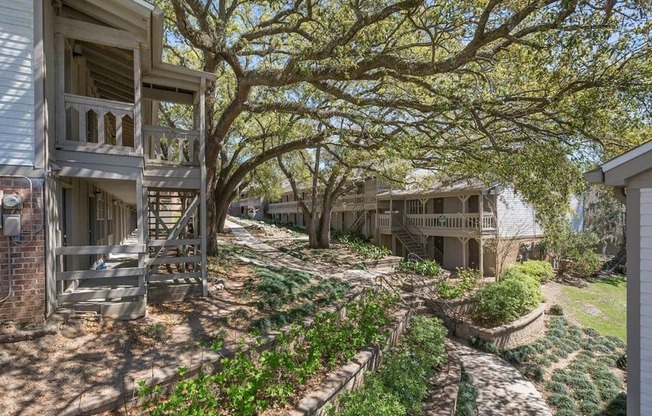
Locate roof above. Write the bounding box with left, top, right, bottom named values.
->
left=63, top=0, right=215, bottom=96
left=585, top=139, right=652, bottom=187
left=376, top=178, right=490, bottom=200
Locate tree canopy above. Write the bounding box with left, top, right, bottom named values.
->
left=155, top=0, right=652, bottom=252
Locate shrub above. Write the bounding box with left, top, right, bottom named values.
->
left=333, top=230, right=392, bottom=259
left=335, top=316, right=447, bottom=416
left=436, top=268, right=479, bottom=299
left=395, top=259, right=442, bottom=278
left=471, top=274, right=543, bottom=326
left=548, top=304, right=564, bottom=316
left=380, top=352, right=428, bottom=414
left=334, top=376, right=406, bottom=416
left=566, top=250, right=602, bottom=278
left=404, top=316, right=447, bottom=370
left=616, top=353, right=627, bottom=370
left=507, top=260, right=554, bottom=282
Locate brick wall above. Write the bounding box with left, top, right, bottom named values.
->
left=0, top=177, right=46, bottom=324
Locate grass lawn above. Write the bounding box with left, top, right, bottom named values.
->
left=559, top=276, right=626, bottom=340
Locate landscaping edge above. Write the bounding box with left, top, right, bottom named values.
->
left=425, top=298, right=547, bottom=349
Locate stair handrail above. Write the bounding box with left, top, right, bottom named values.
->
left=394, top=216, right=427, bottom=255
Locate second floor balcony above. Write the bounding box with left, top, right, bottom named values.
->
left=377, top=212, right=496, bottom=235
left=58, top=93, right=201, bottom=168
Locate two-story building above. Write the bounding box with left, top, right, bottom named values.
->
left=259, top=178, right=543, bottom=277
left=0, top=0, right=215, bottom=323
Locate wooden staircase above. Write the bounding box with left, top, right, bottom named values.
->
left=348, top=210, right=367, bottom=233
left=146, top=190, right=203, bottom=297
left=394, top=224, right=428, bottom=259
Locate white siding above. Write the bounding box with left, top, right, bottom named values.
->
left=640, top=188, right=652, bottom=412
left=496, top=187, right=542, bottom=238
left=0, top=0, right=34, bottom=167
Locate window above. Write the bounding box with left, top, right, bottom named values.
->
left=408, top=199, right=423, bottom=214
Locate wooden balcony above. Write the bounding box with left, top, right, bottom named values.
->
left=58, top=94, right=139, bottom=156
left=144, top=126, right=200, bottom=167
left=267, top=201, right=300, bottom=214
left=377, top=213, right=496, bottom=236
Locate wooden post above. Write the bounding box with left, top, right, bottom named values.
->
left=479, top=191, right=484, bottom=278
left=199, top=78, right=208, bottom=297
left=136, top=177, right=147, bottom=314
left=133, top=47, right=142, bottom=153
left=54, top=33, right=65, bottom=144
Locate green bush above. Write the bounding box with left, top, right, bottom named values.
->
left=404, top=316, right=448, bottom=370
left=380, top=352, right=428, bottom=414
left=549, top=304, right=565, bottom=316
left=472, top=273, right=543, bottom=326
left=333, top=376, right=406, bottom=416
left=566, top=250, right=602, bottom=278
left=395, top=259, right=442, bottom=278
left=436, top=268, right=479, bottom=299
left=335, top=316, right=448, bottom=416
left=507, top=260, right=554, bottom=282
left=333, top=230, right=392, bottom=259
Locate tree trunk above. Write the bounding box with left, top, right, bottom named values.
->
left=308, top=219, right=319, bottom=249
left=317, top=210, right=332, bottom=249
left=206, top=165, right=220, bottom=256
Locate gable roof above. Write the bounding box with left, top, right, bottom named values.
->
left=586, top=139, right=652, bottom=186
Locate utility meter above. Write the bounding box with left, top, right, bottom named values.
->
left=2, top=194, right=22, bottom=210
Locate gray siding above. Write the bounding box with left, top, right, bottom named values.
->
left=0, top=0, right=34, bottom=167
left=640, top=188, right=652, bottom=413
left=496, top=187, right=542, bottom=238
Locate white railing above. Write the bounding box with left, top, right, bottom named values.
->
left=144, top=126, right=200, bottom=166
left=267, top=201, right=299, bottom=213
left=335, top=193, right=365, bottom=207
left=377, top=214, right=391, bottom=228
left=403, top=213, right=496, bottom=231
left=62, top=94, right=137, bottom=152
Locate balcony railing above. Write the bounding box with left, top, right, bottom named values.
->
left=61, top=94, right=138, bottom=154
left=404, top=213, right=495, bottom=231
left=376, top=213, right=495, bottom=231
left=267, top=201, right=300, bottom=213
left=335, top=193, right=365, bottom=206
left=377, top=214, right=391, bottom=228
left=144, top=126, right=200, bottom=166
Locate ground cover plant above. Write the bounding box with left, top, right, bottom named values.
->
left=455, top=366, right=479, bottom=416
left=332, top=316, right=448, bottom=416
left=471, top=316, right=626, bottom=416
left=332, top=230, right=392, bottom=260
left=139, top=290, right=400, bottom=416
left=395, top=259, right=442, bottom=278
left=243, top=266, right=351, bottom=333
left=436, top=268, right=479, bottom=300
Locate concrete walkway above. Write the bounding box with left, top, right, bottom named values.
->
left=453, top=341, right=552, bottom=416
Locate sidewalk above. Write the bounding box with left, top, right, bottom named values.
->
left=453, top=341, right=552, bottom=416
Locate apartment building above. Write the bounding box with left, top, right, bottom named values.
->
left=243, top=178, right=543, bottom=277
left=0, top=0, right=214, bottom=323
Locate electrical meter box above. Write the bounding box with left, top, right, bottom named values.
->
left=3, top=214, right=21, bottom=237
left=2, top=194, right=22, bottom=209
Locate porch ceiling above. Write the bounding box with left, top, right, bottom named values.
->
left=88, top=179, right=137, bottom=205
